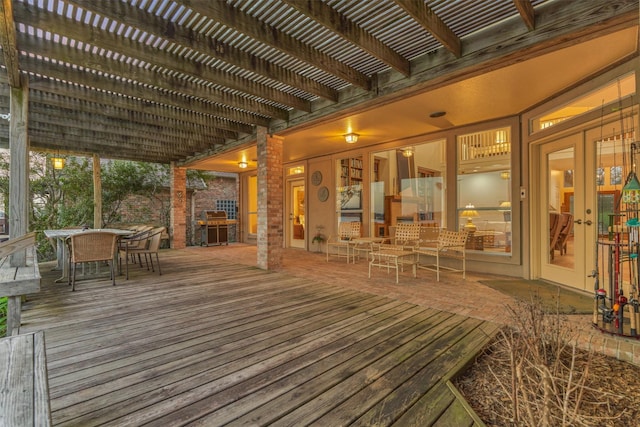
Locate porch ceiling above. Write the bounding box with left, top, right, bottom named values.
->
left=0, top=0, right=638, bottom=170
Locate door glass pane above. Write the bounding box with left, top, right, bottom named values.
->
left=292, top=183, right=305, bottom=243
left=247, top=175, right=258, bottom=235
left=548, top=147, right=574, bottom=268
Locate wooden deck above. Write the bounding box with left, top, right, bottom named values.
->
left=19, top=248, right=499, bottom=426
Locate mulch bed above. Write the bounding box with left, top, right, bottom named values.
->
left=455, top=338, right=640, bottom=426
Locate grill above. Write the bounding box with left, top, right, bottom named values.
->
left=198, top=210, right=232, bottom=246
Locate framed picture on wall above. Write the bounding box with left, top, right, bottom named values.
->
left=563, top=170, right=573, bottom=188
left=340, top=185, right=361, bottom=210
left=610, top=166, right=622, bottom=185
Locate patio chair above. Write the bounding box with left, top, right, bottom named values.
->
left=326, top=222, right=361, bottom=263
left=555, top=213, right=574, bottom=256
left=549, top=212, right=562, bottom=260
left=118, top=226, right=153, bottom=265
left=415, top=229, right=468, bottom=281
left=67, top=231, right=119, bottom=291
left=120, top=226, right=165, bottom=279
left=381, top=223, right=421, bottom=250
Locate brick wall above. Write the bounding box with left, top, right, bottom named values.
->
left=115, top=173, right=237, bottom=246
left=256, top=130, right=283, bottom=270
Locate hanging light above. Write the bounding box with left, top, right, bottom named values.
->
left=623, top=142, right=640, bottom=203
left=401, top=147, right=414, bottom=157
left=52, top=156, right=65, bottom=170
left=622, top=172, right=640, bottom=203
left=344, top=133, right=359, bottom=144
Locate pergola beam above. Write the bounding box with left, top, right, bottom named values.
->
left=514, top=0, right=536, bottom=31
left=392, top=0, right=462, bottom=58
left=185, top=0, right=372, bottom=90
left=283, top=0, right=410, bottom=76
left=68, top=0, right=339, bottom=102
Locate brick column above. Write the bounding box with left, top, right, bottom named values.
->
left=256, top=126, right=283, bottom=270
left=170, top=163, right=187, bottom=249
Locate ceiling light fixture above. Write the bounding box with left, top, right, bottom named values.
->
left=402, top=147, right=414, bottom=157
left=429, top=111, right=446, bottom=118
left=344, top=133, right=359, bottom=144
left=238, top=161, right=248, bottom=169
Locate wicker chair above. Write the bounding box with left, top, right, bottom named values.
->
left=118, top=226, right=153, bottom=265
left=415, top=229, right=468, bottom=281
left=67, top=231, right=119, bottom=291
left=119, top=226, right=165, bottom=279
left=326, top=222, right=361, bottom=263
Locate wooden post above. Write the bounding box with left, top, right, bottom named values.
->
left=170, top=163, right=187, bottom=249
left=93, top=154, right=102, bottom=228
left=9, top=75, right=28, bottom=267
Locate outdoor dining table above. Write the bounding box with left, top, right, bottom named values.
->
left=44, top=228, right=133, bottom=282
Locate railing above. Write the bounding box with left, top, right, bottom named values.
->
left=459, top=130, right=510, bottom=162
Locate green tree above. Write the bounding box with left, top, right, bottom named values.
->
left=1, top=152, right=208, bottom=260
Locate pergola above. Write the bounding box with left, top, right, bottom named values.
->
left=0, top=0, right=637, bottom=260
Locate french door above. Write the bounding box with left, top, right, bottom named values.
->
left=540, top=133, right=595, bottom=291
left=539, top=127, right=623, bottom=291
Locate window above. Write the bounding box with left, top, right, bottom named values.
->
left=370, top=140, right=445, bottom=237
left=336, top=156, right=363, bottom=224
left=458, top=127, right=512, bottom=254
left=530, top=72, right=636, bottom=133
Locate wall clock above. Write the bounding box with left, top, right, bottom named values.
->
left=317, top=186, right=329, bottom=202
left=311, top=171, right=323, bottom=186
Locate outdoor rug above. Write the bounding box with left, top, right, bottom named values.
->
left=479, top=279, right=594, bottom=314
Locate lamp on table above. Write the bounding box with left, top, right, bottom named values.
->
left=461, top=204, right=479, bottom=232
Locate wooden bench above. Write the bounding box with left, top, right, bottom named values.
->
left=1, top=233, right=41, bottom=336
left=0, top=331, right=52, bottom=426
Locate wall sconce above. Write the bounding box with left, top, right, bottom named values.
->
left=401, top=147, right=414, bottom=157
left=238, top=161, right=248, bottom=169
left=52, top=156, right=65, bottom=170
left=344, top=133, right=359, bottom=144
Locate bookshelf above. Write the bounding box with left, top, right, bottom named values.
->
left=340, top=157, right=363, bottom=187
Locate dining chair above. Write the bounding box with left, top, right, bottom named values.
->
left=118, top=226, right=153, bottom=265
left=67, top=231, right=119, bottom=291
left=326, top=222, right=361, bottom=262
left=555, top=213, right=574, bottom=256
left=120, top=226, right=165, bottom=279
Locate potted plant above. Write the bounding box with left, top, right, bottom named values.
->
left=311, top=225, right=325, bottom=252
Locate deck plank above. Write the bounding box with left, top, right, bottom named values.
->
left=18, top=248, right=498, bottom=426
